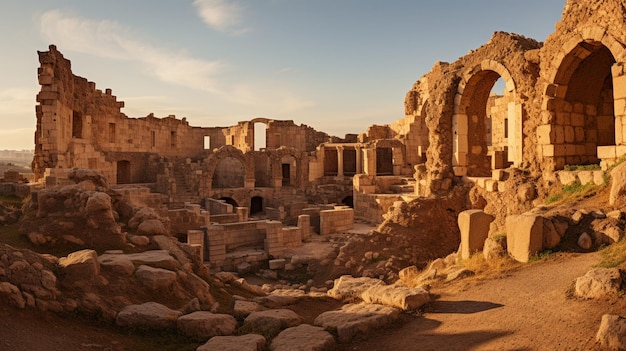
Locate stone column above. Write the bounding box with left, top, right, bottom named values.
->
left=337, top=146, right=344, bottom=177
left=355, top=146, right=362, bottom=174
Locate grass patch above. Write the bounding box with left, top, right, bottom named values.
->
left=545, top=181, right=602, bottom=205
left=595, top=239, right=626, bottom=268
left=460, top=253, right=520, bottom=276
left=0, top=194, right=29, bottom=210
left=529, top=250, right=554, bottom=262
left=564, top=164, right=601, bottom=171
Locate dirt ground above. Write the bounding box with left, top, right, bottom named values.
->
left=1, top=250, right=622, bottom=351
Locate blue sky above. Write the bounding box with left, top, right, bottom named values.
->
left=0, top=0, right=565, bottom=150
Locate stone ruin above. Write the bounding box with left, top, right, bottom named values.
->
left=5, top=0, right=626, bottom=348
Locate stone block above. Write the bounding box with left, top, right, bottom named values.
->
left=458, top=210, right=494, bottom=259
left=536, top=125, right=554, bottom=145
left=506, top=214, right=544, bottom=263
left=597, top=146, right=616, bottom=159
left=269, top=259, right=286, bottom=270
left=485, top=180, right=498, bottom=192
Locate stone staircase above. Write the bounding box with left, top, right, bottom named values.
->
left=390, top=178, right=415, bottom=194
left=169, top=160, right=201, bottom=208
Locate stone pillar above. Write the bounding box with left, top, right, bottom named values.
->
left=458, top=210, right=494, bottom=259
left=206, top=225, right=226, bottom=265
left=187, top=229, right=205, bottom=262
left=264, top=221, right=284, bottom=258
left=298, top=214, right=311, bottom=241
left=337, top=146, right=344, bottom=177
left=506, top=214, right=544, bottom=263
left=452, top=113, right=469, bottom=176
left=355, top=146, right=362, bottom=174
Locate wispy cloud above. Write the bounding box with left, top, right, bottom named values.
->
left=193, top=0, right=248, bottom=34
left=38, top=10, right=314, bottom=118
left=40, top=10, right=226, bottom=93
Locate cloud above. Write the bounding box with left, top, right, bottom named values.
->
left=38, top=10, right=314, bottom=118
left=277, top=67, right=295, bottom=74
left=193, top=0, right=247, bottom=34
left=40, top=10, right=226, bottom=93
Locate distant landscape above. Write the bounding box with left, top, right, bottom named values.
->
left=0, top=150, right=33, bottom=174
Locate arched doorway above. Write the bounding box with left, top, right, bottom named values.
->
left=453, top=62, right=521, bottom=177
left=116, top=160, right=131, bottom=184
left=219, top=197, right=239, bottom=208
left=250, top=196, right=263, bottom=215
left=341, top=196, right=354, bottom=208
left=212, top=157, right=245, bottom=188
left=545, top=41, right=615, bottom=168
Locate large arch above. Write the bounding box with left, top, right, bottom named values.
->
left=453, top=60, right=522, bottom=177
left=205, top=146, right=253, bottom=191
left=539, top=27, right=626, bottom=171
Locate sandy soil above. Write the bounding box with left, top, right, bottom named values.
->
left=338, top=251, right=626, bottom=351
left=3, top=251, right=623, bottom=351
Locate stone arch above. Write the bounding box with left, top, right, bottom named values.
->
left=540, top=27, right=625, bottom=171
left=452, top=60, right=522, bottom=177
left=205, top=146, right=253, bottom=190
left=268, top=147, right=302, bottom=188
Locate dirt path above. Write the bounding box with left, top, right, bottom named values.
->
left=339, top=252, right=626, bottom=351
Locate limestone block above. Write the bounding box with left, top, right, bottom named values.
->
left=233, top=300, right=267, bottom=320
left=556, top=171, right=577, bottom=185
left=269, top=258, right=286, bottom=270
left=98, top=253, right=135, bottom=275
left=176, top=311, right=237, bottom=339
left=598, top=146, right=616, bottom=160
left=506, top=214, right=544, bottom=263
left=197, top=334, right=266, bottom=351
left=57, top=249, right=100, bottom=288
left=596, top=314, right=626, bottom=350
left=135, top=265, right=177, bottom=290
left=485, top=180, right=498, bottom=192
left=613, top=75, right=626, bottom=100
left=360, top=283, right=430, bottom=311
left=314, top=303, right=400, bottom=343
left=327, top=275, right=385, bottom=300
left=271, top=324, right=336, bottom=351
left=575, top=268, right=623, bottom=299
left=243, top=309, right=303, bottom=335
left=125, top=250, right=180, bottom=270
left=116, top=302, right=182, bottom=329
left=536, top=125, right=554, bottom=145
left=610, top=162, right=626, bottom=205
left=458, top=210, right=494, bottom=259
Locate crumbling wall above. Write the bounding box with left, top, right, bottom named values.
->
left=403, top=32, right=542, bottom=195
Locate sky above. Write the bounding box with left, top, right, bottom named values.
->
left=0, top=0, right=566, bottom=150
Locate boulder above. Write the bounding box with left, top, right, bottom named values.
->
left=233, top=300, right=267, bottom=320
left=98, top=253, right=136, bottom=275
left=135, top=265, right=177, bottom=290
left=197, top=334, right=266, bottom=351
left=67, top=168, right=108, bottom=188
left=458, top=210, right=494, bottom=259
left=578, top=232, right=593, bottom=250
left=0, top=282, right=25, bottom=308
left=327, top=275, right=385, bottom=300
left=85, top=192, right=112, bottom=213
left=57, top=249, right=100, bottom=288
left=596, top=314, right=626, bottom=350
left=138, top=219, right=168, bottom=236
left=176, top=311, right=237, bottom=339
left=483, top=236, right=506, bottom=260
left=243, top=309, right=303, bottom=334
left=116, top=302, right=182, bottom=329
left=125, top=250, right=179, bottom=270
left=575, top=268, right=623, bottom=299
left=270, top=324, right=336, bottom=351
left=360, top=284, right=430, bottom=311
left=314, top=303, right=400, bottom=343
